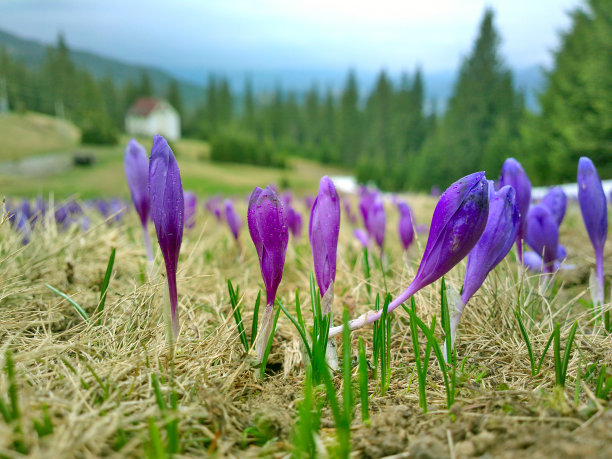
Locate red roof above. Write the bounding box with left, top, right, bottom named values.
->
left=127, top=98, right=164, bottom=117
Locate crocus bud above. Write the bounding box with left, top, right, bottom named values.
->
left=329, top=172, right=489, bottom=337
left=149, top=135, right=184, bottom=339
left=451, top=183, right=519, bottom=346
left=343, top=200, right=357, bottom=225
left=499, top=158, right=531, bottom=262
left=358, top=187, right=377, bottom=232
left=354, top=228, right=369, bottom=248
left=541, top=187, right=567, bottom=227
left=287, top=207, right=303, bottom=238
left=248, top=185, right=289, bottom=361
left=397, top=202, right=414, bottom=251
left=309, top=176, right=341, bottom=307
left=526, top=204, right=558, bottom=274
left=224, top=199, right=242, bottom=242
left=367, top=197, right=386, bottom=251
left=578, top=157, right=607, bottom=306
left=183, top=191, right=197, bottom=230
left=125, top=139, right=153, bottom=261
left=205, top=196, right=222, bottom=221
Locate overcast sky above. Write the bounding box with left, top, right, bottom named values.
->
left=0, top=0, right=581, bottom=78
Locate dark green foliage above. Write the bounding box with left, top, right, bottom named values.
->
left=520, top=0, right=612, bottom=183
left=414, top=9, right=524, bottom=189
left=209, top=133, right=286, bottom=168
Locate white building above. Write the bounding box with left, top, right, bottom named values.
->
left=125, top=98, right=181, bottom=141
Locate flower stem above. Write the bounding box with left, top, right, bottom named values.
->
left=256, top=303, right=275, bottom=362
left=142, top=225, right=154, bottom=263
left=328, top=281, right=419, bottom=337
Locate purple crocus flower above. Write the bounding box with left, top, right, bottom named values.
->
left=287, top=207, right=303, bottom=238
left=309, top=176, right=341, bottom=311
left=367, top=197, right=386, bottom=252
left=578, top=157, right=608, bottom=306
left=541, top=187, right=567, bottom=227
left=397, top=202, right=414, bottom=252
left=526, top=204, right=558, bottom=275
left=125, top=139, right=154, bottom=260
left=248, top=185, right=289, bottom=361
left=343, top=199, right=357, bottom=225
left=304, top=195, right=316, bottom=212
left=149, top=135, right=184, bottom=340
left=183, top=191, right=197, bottom=230
left=358, top=187, right=377, bottom=232
left=224, top=199, right=242, bottom=242
left=205, top=196, right=223, bottom=221
left=450, top=183, right=519, bottom=347
left=354, top=228, right=369, bottom=248
left=499, top=158, right=531, bottom=262
left=329, top=172, right=489, bottom=337
left=15, top=210, right=32, bottom=245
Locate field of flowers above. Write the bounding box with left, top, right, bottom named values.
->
left=0, top=135, right=611, bottom=458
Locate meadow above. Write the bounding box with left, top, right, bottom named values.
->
left=0, top=112, right=343, bottom=199
left=0, top=154, right=611, bottom=458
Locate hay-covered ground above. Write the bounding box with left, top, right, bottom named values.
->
left=0, top=194, right=610, bottom=458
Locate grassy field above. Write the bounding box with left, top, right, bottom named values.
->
left=0, top=188, right=610, bottom=457
left=0, top=123, right=348, bottom=199
left=0, top=112, right=80, bottom=161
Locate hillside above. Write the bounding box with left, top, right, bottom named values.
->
left=0, top=112, right=80, bottom=160
left=0, top=29, right=204, bottom=108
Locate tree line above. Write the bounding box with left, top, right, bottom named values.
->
left=0, top=0, right=608, bottom=189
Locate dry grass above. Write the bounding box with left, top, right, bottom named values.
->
left=0, top=195, right=610, bottom=458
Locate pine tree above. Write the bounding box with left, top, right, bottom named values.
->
left=338, top=70, right=361, bottom=163
left=166, top=79, right=183, bottom=119
left=413, top=8, right=523, bottom=189
left=521, top=0, right=612, bottom=183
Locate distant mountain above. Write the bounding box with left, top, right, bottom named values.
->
left=0, top=28, right=545, bottom=112
left=0, top=29, right=205, bottom=107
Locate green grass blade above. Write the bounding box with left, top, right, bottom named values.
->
left=514, top=307, right=535, bottom=376
left=45, top=283, right=90, bottom=323
left=358, top=337, right=369, bottom=423
left=251, top=291, right=261, bottom=347
left=6, top=350, right=19, bottom=420
left=151, top=374, right=167, bottom=411
left=228, top=280, right=249, bottom=352
left=278, top=300, right=312, bottom=361
left=553, top=324, right=562, bottom=386
left=560, top=321, right=578, bottom=386
left=96, top=247, right=116, bottom=321
left=342, top=308, right=353, bottom=422
left=536, top=329, right=555, bottom=375
left=146, top=418, right=166, bottom=459
left=362, top=247, right=371, bottom=295
left=295, top=289, right=305, bottom=332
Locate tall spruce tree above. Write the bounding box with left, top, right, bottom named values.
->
left=414, top=8, right=523, bottom=189
left=521, top=0, right=612, bottom=183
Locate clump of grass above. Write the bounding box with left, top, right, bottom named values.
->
left=403, top=297, right=435, bottom=413
left=372, top=293, right=392, bottom=395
